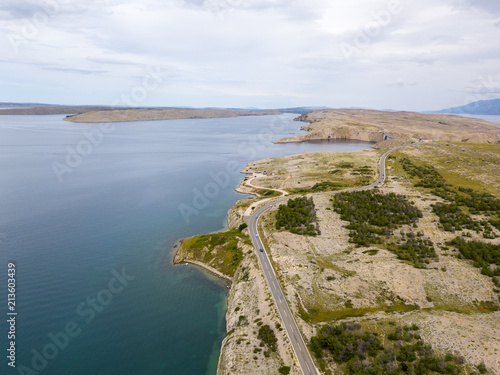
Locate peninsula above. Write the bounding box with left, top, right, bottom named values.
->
left=0, top=104, right=281, bottom=121
left=174, top=109, right=500, bottom=375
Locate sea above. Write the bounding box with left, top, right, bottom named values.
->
left=451, top=113, right=500, bottom=125
left=0, top=113, right=373, bottom=375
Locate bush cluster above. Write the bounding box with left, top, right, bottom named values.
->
left=448, top=237, right=500, bottom=288
left=311, top=322, right=475, bottom=375
left=278, top=366, right=291, bottom=374
left=431, top=203, right=482, bottom=232
left=388, top=237, right=437, bottom=269
left=400, top=158, right=447, bottom=189
left=352, top=166, right=375, bottom=176
left=455, top=188, right=500, bottom=212
left=257, top=324, right=278, bottom=354
left=400, top=158, right=500, bottom=238
left=332, top=190, right=422, bottom=247
left=291, top=181, right=345, bottom=194
left=275, top=197, right=320, bottom=236
left=311, top=181, right=343, bottom=192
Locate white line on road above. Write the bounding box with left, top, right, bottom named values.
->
left=249, top=145, right=405, bottom=375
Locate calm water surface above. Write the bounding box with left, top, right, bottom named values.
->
left=0, top=114, right=372, bottom=374
left=449, top=113, right=500, bottom=125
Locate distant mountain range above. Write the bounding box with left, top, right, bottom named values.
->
left=432, top=98, right=500, bottom=115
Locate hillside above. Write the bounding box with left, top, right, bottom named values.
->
left=64, top=108, right=281, bottom=123
left=434, top=98, right=500, bottom=115
left=0, top=105, right=120, bottom=115
left=221, top=142, right=500, bottom=374
left=0, top=104, right=281, bottom=121
left=275, top=109, right=500, bottom=145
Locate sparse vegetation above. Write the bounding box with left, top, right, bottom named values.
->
left=432, top=203, right=483, bottom=233
left=448, top=237, right=500, bottom=291
left=400, top=157, right=447, bottom=189
left=298, top=302, right=418, bottom=324
left=290, top=181, right=345, bottom=194
left=311, top=181, right=343, bottom=192
left=388, top=236, right=438, bottom=268
left=400, top=157, right=500, bottom=238
left=332, top=190, right=440, bottom=267
left=310, top=322, right=477, bottom=374
left=176, top=230, right=246, bottom=277
left=333, top=191, right=420, bottom=241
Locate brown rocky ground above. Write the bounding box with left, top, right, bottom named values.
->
left=241, top=149, right=382, bottom=193
left=180, top=140, right=500, bottom=375
left=0, top=105, right=281, bottom=121
left=275, top=109, right=500, bottom=145
left=231, top=142, right=500, bottom=374
left=64, top=108, right=280, bottom=123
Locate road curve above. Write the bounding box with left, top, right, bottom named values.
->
left=247, top=145, right=404, bottom=375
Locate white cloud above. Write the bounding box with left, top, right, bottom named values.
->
left=0, top=0, right=499, bottom=110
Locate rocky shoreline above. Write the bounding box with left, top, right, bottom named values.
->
left=171, top=135, right=500, bottom=374
left=172, top=240, right=233, bottom=284
left=172, top=178, right=302, bottom=374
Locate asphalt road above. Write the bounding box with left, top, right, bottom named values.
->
left=248, top=202, right=317, bottom=375
left=247, top=145, right=404, bottom=375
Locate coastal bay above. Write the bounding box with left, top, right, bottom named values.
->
left=0, top=113, right=372, bottom=375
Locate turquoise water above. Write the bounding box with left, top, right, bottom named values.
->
left=0, top=114, right=372, bottom=375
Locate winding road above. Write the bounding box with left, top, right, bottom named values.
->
left=246, top=145, right=404, bottom=375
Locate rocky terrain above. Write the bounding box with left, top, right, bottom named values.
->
left=275, top=109, right=500, bottom=145
left=174, top=118, right=500, bottom=374
left=64, top=108, right=280, bottom=123
left=0, top=105, right=280, bottom=121
left=249, top=142, right=500, bottom=374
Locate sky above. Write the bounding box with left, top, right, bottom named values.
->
left=0, top=0, right=499, bottom=111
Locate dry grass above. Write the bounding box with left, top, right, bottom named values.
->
left=241, top=149, right=382, bottom=193
left=251, top=143, right=500, bottom=373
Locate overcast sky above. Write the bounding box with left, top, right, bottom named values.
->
left=1, top=0, right=499, bottom=111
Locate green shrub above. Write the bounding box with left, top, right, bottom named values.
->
left=276, top=197, right=320, bottom=236
left=278, top=366, right=291, bottom=374
left=258, top=325, right=278, bottom=352
left=311, top=322, right=472, bottom=375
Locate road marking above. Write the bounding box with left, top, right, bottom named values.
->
left=248, top=146, right=403, bottom=375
